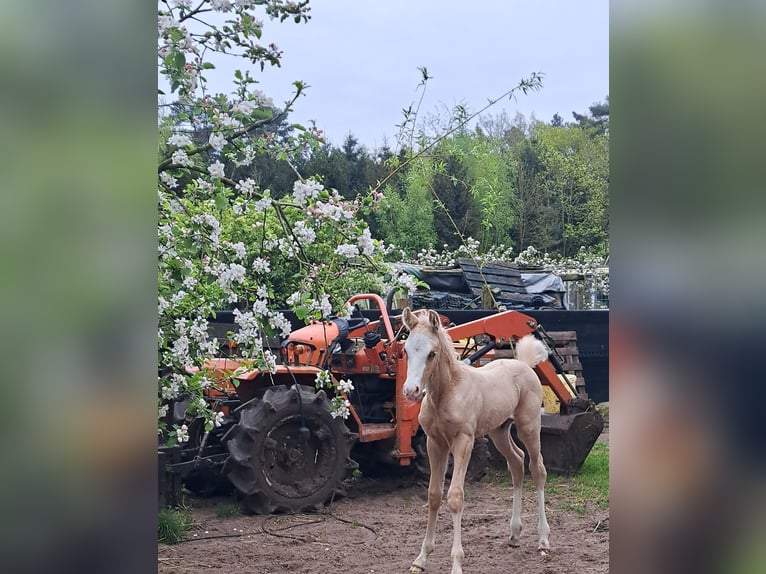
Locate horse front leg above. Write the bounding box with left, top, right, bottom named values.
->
left=410, top=436, right=449, bottom=573
left=445, top=433, right=474, bottom=574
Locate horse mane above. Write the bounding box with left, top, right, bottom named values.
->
left=429, top=322, right=462, bottom=393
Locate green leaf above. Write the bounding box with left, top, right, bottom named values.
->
left=295, top=305, right=309, bottom=321
left=214, top=193, right=228, bottom=210
left=174, top=52, right=186, bottom=71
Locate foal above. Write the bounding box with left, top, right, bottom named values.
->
left=402, top=308, right=550, bottom=574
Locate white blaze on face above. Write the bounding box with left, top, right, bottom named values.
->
left=403, top=332, right=432, bottom=400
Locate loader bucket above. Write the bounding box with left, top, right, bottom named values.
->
left=537, top=408, right=605, bottom=475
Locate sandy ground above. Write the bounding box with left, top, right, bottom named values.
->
left=158, top=466, right=608, bottom=574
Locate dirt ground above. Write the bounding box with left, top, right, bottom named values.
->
left=158, top=459, right=609, bottom=574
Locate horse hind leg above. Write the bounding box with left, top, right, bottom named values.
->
left=488, top=423, right=526, bottom=547
left=515, top=416, right=551, bottom=551
left=410, top=436, right=449, bottom=573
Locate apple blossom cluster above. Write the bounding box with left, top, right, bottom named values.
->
left=338, top=378, right=355, bottom=394
left=292, top=179, right=323, bottom=206
left=157, top=1, right=387, bottom=442
left=387, top=270, right=420, bottom=296
left=330, top=398, right=352, bottom=420
left=314, top=371, right=354, bottom=420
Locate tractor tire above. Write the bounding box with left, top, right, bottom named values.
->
left=222, top=385, right=357, bottom=514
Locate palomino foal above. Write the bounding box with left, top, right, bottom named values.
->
left=402, top=308, right=551, bottom=574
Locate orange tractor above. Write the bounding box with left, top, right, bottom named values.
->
left=160, top=293, right=604, bottom=513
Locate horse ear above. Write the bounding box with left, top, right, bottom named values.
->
left=402, top=307, right=418, bottom=330
left=427, top=309, right=441, bottom=331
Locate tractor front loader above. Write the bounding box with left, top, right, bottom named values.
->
left=159, top=293, right=604, bottom=512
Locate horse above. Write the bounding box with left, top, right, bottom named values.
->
left=401, top=307, right=551, bottom=574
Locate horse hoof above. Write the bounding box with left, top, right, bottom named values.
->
left=539, top=548, right=550, bottom=557
left=509, top=537, right=521, bottom=548
left=409, top=566, right=424, bottom=573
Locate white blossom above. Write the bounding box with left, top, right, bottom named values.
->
left=213, top=411, right=225, bottom=427
left=216, top=113, right=241, bottom=129
left=335, top=244, right=359, bottom=258
left=252, top=257, right=270, bottom=273
left=252, top=298, right=268, bottom=317
left=292, top=180, right=323, bottom=205
left=315, top=370, right=332, bottom=389
left=338, top=378, right=354, bottom=393
left=253, top=194, right=272, bottom=211
left=171, top=290, right=188, bottom=305
left=158, top=296, right=170, bottom=314
left=176, top=424, right=190, bottom=444
left=228, top=241, right=247, bottom=260
left=286, top=291, right=302, bottom=306
left=189, top=316, right=209, bottom=343
left=191, top=213, right=221, bottom=247
left=394, top=273, right=419, bottom=295
left=167, top=133, right=192, bottom=147
left=262, top=350, right=277, bottom=373
left=171, top=149, right=193, bottom=167
left=158, top=15, right=178, bottom=33
left=160, top=172, right=178, bottom=189
left=236, top=178, right=256, bottom=197
left=168, top=199, right=184, bottom=214
left=158, top=404, right=169, bottom=418
left=232, top=99, right=256, bottom=115
left=208, top=160, right=225, bottom=179
left=210, top=0, right=233, bottom=12
left=233, top=308, right=259, bottom=344
left=358, top=228, right=375, bottom=257
left=209, top=132, right=226, bottom=152
left=339, top=301, right=355, bottom=320
left=171, top=335, right=192, bottom=364
left=330, top=399, right=351, bottom=419
left=315, top=294, right=332, bottom=318
left=292, top=220, right=316, bottom=244
left=217, top=262, right=246, bottom=292
left=268, top=312, right=292, bottom=338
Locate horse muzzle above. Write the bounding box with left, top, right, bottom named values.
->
left=403, top=379, right=424, bottom=401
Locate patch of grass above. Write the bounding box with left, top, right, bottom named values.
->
left=158, top=507, right=192, bottom=544
left=215, top=502, right=241, bottom=518
left=549, top=443, right=609, bottom=515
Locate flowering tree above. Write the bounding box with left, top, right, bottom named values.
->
left=157, top=0, right=413, bottom=444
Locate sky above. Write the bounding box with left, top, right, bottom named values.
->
left=200, top=0, right=609, bottom=150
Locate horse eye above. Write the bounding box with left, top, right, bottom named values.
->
left=428, top=351, right=436, bottom=359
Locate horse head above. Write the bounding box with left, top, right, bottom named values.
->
left=401, top=307, right=444, bottom=401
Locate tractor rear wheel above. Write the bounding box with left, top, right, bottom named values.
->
left=222, top=385, right=357, bottom=514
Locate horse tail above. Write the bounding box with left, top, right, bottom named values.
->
left=516, top=334, right=548, bottom=368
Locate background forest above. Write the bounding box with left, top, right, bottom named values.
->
left=160, top=97, right=609, bottom=277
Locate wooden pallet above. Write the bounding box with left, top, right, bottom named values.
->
left=547, top=330, right=587, bottom=397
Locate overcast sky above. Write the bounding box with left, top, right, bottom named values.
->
left=201, top=0, right=609, bottom=150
